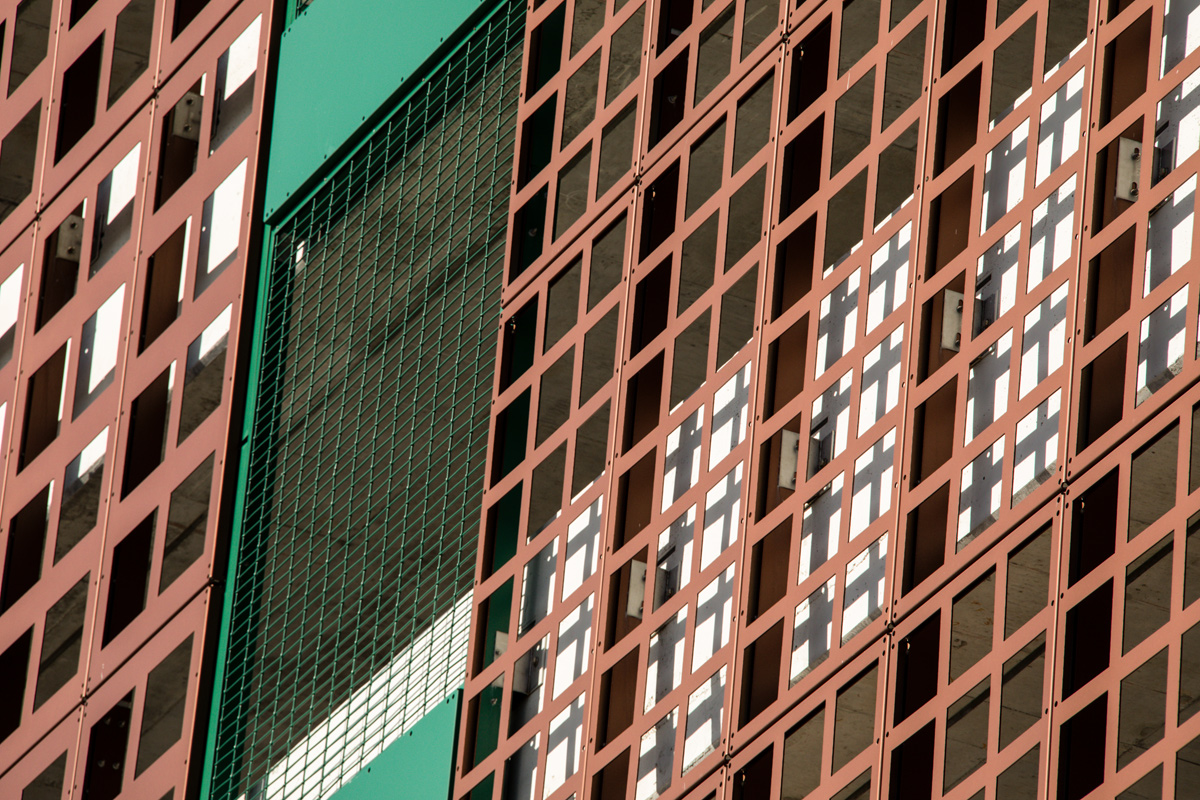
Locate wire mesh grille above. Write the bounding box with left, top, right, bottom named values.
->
left=208, top=1, right=524, bottom=797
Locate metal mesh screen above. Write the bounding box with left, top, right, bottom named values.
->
left=207, top=1, right=524, bottom=797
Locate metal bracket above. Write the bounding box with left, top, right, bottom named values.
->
left=779, top=429, right=800, bottom=489
left=1115, top=137, right=1142, bottom=202
left=941, top=289, right=964, bottom=351
left=172, top=91, right=203, bottom=141
left=55, top=214, right=84, bottom=262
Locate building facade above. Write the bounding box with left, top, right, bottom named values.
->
left=457, top=0, right=1200, bottom=799
left=0, top=0, right=274, bottom=798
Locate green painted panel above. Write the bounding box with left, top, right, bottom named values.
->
left=328, top=690, right=462, bottom=800
left=264, top=0, right=489, bottom=220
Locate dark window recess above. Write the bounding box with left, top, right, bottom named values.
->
left=895, top=612, right=940, bottom=722
left=725, top=168, right=766, bottom=270
left=210, top=37, right=257, bottom=153
left=1098, top=11, right=1151, bottom=127
left=511, top=186, right=548, bottom=280
left=544, top=259, right=581, bottom=352
left=764, top=314, right=808, bottom=418
left=934, top=67, right=981, bottom=177
left=739, top=621, right=783, bottom=726
left=1045, top=0, right=1089, bottom=73
left=940, top=0, right=984, bottom=73
left=686, top=120, right=725, bottom=218
left=1063, top=580, right=1113, bottom=698
left=518, top=96, right=557, bottom=189
left=0, top=628, right=32, bottom=743
left=177, top=313, right=228, bottom=443
left=1, top=486, right=50, bottom=611
left=161, top=454, right=212, bottom=592
left=492, top=389, right=531, bottom=485
left=889, top=722, right=935, bottom=800
left=824, top=168, right=867, bottom=269
left=780, top=115, right=824, bottom=220
left=1000, top=633, right=1046, bottom=748
left=772, top=217, right=815, bottom=319
left=597, top=100, right=637, bottom=196
left=527, top=4, right=565, bottom=94
left=69, top=0, right=100, bottom=27
left=536, top=348, right=574, bottom=445
left=527, top=443, right=566, bottom=535
left=623, top=353, right=663, bottom=451
left=1117, top=648, right=1167, bottom=770
left=911, top=378, right=957, bottom=483
left=641, top=162, right=680, bottom=259
left=670, top=310, right=709, bottom=409
left=838, top=0, right=879, bottom=76
left=465, top=683, right=502, bottom=768
left=782, top=706, right=824, bottom=798
left=0, top=103, right=41, bottom=225
left=561, top=52, right=600, bottom=148
left=135, top=636, right=192, bottom=775
left=57, top=441, right=106, bottom=562
left=831, top=67, right=874, bottom=177
left=882, top=20, right=925, bottom=130
left=19, top=345, right=67, bottom=470
left=554, top=146, right=591, bottom=239
left=37, top=209, right=86, bottom=330
left=998, top=745, right=1041, bottom=797
left=474, top=578, right=512, bottom=674
left=172, top=0, right=210, bottom=38
left=656, top=0, right=692, bottom=49
left=1077, top=335, right=1127, bottom=450
left=605, top=550, right=648, bottom=647
left=33, top=575, right=87, bottom=709
left=926, top=169, right=974, bottom=278
left=9, top=0, right=52, bottom=95
left=717, top=264, right=758, bottom=367
left=55, top=35, right=104, bottom=163
left=91, top=166, right=136, bottom=277
left=591, top=749, right=631, bottom=800
left=733, top=748, right=773, bottom=799
left=570, top=0, right=604, bottom=55
left=572, top=400, right=609, bottom=497
left=615, top=450, right=656, bottom=548
left=648, top=49, right=689, bottom=147
left=943, top=678, right=990, bottom=792
left=102, top=514, right=154, bottom=645
left=789, top=17, right=831, bottom=121
left=733, top=73, right=774, bottom=172
left=1069, top=469, right=1119, bottom=585
left=108, top=0, right=154, bottom=108
left=1188, top=512, right=1200, bottom=610
left=990, top=17, right=1035, bottom=123
left=81, top=691, right=134, bottom=800
left=833, top=664, right=878, bottom=771
left=121, top=367, right=172, bottom=497
left=903, top=483, right=950, bottom=594
left=1129, top=423, right=1179, bottom=540
left=1123, top=534, right=1173, bottom=653
left=140, top=222, right=189, bottom=353
left=679, top=213, right=718, bottom=314
left=876, top=122, right=918, bottom=225
left=484, top=485, right=522, bottom=579
left=606, top=6, right=644, bottom=104
left=597, top=648, right=639, bottom=746
left=1058, top=694, right=1107, bottom=800
left=631, top=259, right=672, bottom=356
left=1117, top=767, right=1162, bottom=800
left=740, top=0, right=776, bottom=57
left=590, top=215, right=626, bottom=308
left=696, top=8, right=734, bottom=105
left=1182, top=620, right=1200, bottom=724
left=747, top=520, right=790, bottom=621
left=1005, top=524, right=1052, bottom=637
left=156, top=83, right=203, bottom=208
left=580, top=306, right=618, bottom=403
left=20, top=751, right=67, bottom=800
left=1084, top=226, right=1135, bottom=342
left=500, top=298, right=538, bottom=391
left=949, top=570, right=994, bottom=681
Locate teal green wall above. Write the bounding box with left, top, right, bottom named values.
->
left=264, top=0, right=489, bottom=220
left=328, top=690, right=462, bottom=800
